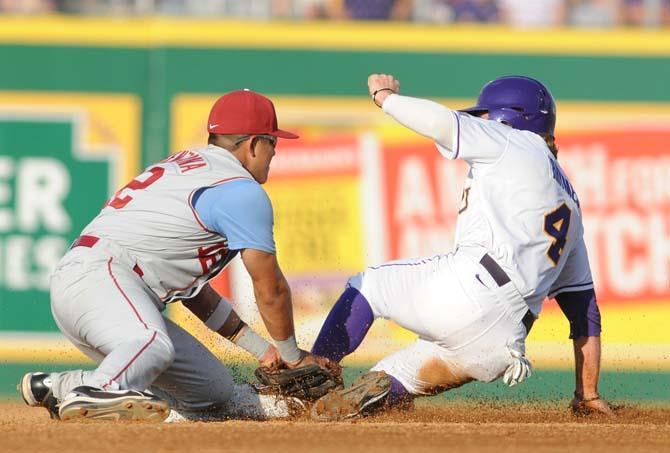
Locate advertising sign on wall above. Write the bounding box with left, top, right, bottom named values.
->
left=0, top=93, right=140, bottom=333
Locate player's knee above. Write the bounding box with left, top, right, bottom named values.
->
left=181, top=366, right=234, bottom=409
left=151, top=331, right=176, bottom=371
left=208, top=376, right=234, bottom=406
left=202, top=362, right=234, bottom=405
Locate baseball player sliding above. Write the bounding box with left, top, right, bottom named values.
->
left=19, top=89, right=338, bottom=422
left=310, top=74, right=613, bottom=420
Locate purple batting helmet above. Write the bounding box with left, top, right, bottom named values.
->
left=461, top=76, right=556, bottom=137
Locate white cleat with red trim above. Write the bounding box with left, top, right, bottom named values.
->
left=58, top=386, right=170, bottom=422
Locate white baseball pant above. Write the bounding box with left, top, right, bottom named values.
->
left=349, top=247, right=530, bottom=395
left=48, top=238, right=233, bottom=411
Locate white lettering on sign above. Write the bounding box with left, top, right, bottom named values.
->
left=648, top=213, right=670, bottom=291
left=626, top=157, right=670, bottom=208
left=547, top=143, right=670, bottom=300
left=0, top=157, right=13, bottom=231
left=386, top=140, right=670, bottom=300
left=559, top=145, right=607, bottom=210
left=5, top=235, right=30, bottom=289
left=35, top=236, right=68, bottom=288
left=0, top=235, right=68, bottom=290
left=17, top=158, right=71, bottom=233
left=607, top=211, right=646, bottom=295
left=581, top=216, right=602, bottom=289
left=390, top=156, right=467, bottom=258
left=395, top=157, right=435, bottom=221
left=581, top=212, right=670, bottom=299
left=271, top=146, right=359, bottom=175
left=561, top=148, right=670, bottom=211
left=0, top=157, right=73, bottom=292
left=0, top=157, right=72, bottom=234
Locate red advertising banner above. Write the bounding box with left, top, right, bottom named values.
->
left=380, top=128, right=670, bottom=305
left=381, top=142, right=467, bottom=260
left=559, top=129, right=670, bottom=303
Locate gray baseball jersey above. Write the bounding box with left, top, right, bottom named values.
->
left=82, top=144, right=253, bottom=303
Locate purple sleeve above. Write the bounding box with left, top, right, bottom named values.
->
left=555, top=288, right=601, bottom=339
left=311, top=287, right=374, bottom=362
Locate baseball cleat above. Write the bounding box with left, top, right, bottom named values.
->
left=18, top=372, right=60, bottom=420
left=58, top=386, right=170, bottom=422
left=310, top=371, right=392, bottom=422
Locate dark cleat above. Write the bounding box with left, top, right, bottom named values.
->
left=310, top=371, right=392, bottom=422
left=18, top=372, right=60, bottom=420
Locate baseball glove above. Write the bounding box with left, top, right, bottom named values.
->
left=254, top=364, right=342, bottom=401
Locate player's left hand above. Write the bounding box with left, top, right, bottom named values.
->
left=570, top=394, right=615, bottom=417
left=502, top=348, right=532, bottom=387
left=368, top=74, right=400, bottom=107
left=259, top=345, right=282, bottom=370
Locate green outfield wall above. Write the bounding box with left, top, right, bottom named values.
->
left=1, top=18, right=668, bottom=170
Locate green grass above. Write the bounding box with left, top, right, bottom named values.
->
left=3, top=362, right=668, bottom=405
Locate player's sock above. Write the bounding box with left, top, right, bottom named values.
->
left=311, top=287, right=374, bottom=362
left=387, top=374, right=414, bottom=408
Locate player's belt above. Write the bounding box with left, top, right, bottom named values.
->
left=479, top=253, right=535, bottom=334
left=70, top=235, right=144, bottom=278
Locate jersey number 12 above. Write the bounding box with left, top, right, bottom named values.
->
left=107, top=166, right=165, bottom=209
left=544, top=203, right=571, bottom=266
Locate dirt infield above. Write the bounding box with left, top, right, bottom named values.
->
left=2, top=402, right=668, bottom=453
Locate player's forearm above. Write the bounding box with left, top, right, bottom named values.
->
left=182, top=285, right=270, bottom=360
left=382, top=94, right=457, bottom=151
left=572, top=335, right=602, bottom=399
left=555, top=289, right=603, bottom=398
left=181, top=284, right=221, bottom=320
left=255, top=282, right=304, bottom=363
left=241, top=249, right=302, bottom=363
left=254, top=278, right=295, bottom=341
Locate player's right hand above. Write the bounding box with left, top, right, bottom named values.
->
left=259, top=345, right=282, bottom=370
left=285, top=351, right=342, bottom=378
left=368, top=74, right=400, bottom=107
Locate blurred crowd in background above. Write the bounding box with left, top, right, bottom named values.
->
left=0, top=0, right=669, bottom=27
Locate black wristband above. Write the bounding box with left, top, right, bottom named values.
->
left=372, top=88, right=396, bottom=108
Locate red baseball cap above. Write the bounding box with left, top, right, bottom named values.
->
left=207, top=89, right=299, bottom=139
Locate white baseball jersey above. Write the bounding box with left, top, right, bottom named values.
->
left=383, top=94, right=594, bottom=316
left=82, top=144, right=254, bottom=302
left=439, top=111, right=593, bottom=315
left=346, top=94, right=598, bottom=391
